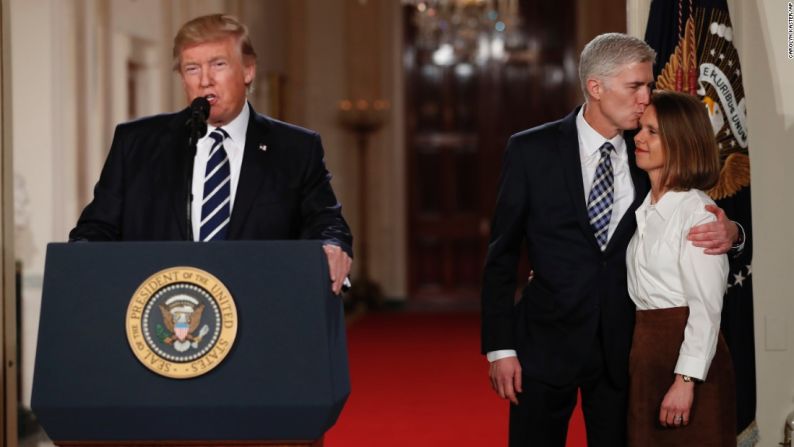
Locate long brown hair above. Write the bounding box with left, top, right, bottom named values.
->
left=653, top=90, right=720, bottom=191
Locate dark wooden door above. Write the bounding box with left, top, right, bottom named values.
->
left=405, top=1, right=580, bottom=302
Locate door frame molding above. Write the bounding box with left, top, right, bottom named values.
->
left=1, top=0, right=18, bottom=445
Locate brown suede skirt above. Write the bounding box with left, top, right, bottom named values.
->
left=628, top=306, right=736, bottom=447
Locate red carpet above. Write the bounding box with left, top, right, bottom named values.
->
left=325, top=312, right=586, bottom=446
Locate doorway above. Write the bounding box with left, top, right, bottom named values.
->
left=404, top=0, right=580, bottom=303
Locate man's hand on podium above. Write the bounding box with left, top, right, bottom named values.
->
left=323, top=244, right=352, bottom=295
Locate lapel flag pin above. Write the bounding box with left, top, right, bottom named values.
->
left=259, top=144, right=267, bottom=152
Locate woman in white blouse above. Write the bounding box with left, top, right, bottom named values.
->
left=626, top=90, right=735, bottom=446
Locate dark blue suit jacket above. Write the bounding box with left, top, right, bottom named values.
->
left=481, top=107, right=649, bottom=387
left=70, top=104, right=353, bottom=256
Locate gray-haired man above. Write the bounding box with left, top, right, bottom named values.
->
left=481, top=33, right=739, bottom=446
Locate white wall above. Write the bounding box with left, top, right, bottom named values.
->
left=285, top=0, right=407, bottom=299
left=10, top=0, right=62, bottom=407
left=302, top=0, right=350, bottom=240
left=373, top=0, right=407, bottom=299
left=729, top=0, right=794, bottom=442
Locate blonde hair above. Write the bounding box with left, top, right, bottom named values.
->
left=172, top=14, right=257, bottom=72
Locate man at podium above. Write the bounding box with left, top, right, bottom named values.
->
left=69, top=14, right=352, bottom=294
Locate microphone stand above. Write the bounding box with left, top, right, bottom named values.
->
left=184, top=97, right=210, bottom=241
left=185, top=118, right=206, bottom=242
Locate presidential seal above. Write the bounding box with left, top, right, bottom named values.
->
left=126, top=267, right=238, bottom=379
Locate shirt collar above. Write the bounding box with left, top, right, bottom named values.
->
left=644, top=189, right=690, bottom=220
left=576, top=104, right=626, bottom=159
left=206, top=102, right=249, bottom=145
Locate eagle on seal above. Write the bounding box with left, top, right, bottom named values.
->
left=160, top=303, right=205, bottom=345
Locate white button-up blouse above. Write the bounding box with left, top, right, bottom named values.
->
left=626, top=189, right=729, bottom=380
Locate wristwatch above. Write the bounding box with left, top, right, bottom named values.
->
left=681, top=375, right=696, bottom=383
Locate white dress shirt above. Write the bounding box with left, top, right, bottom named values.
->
left=576, top=106, right=635, bottom=243
left=190, top=104, right=249, bottom=241
left=626, top=189, right=729, bottom=380
left=487, top=105, right=636, bottom=363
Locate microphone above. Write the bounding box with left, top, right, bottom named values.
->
left=187, top=96, right=210, bottom=147
left=185, top=96, right=210, bottom=241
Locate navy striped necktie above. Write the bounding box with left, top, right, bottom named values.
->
left=199, top=128, right=231, bottom=241
left=587, top=142, right=615, bottom=251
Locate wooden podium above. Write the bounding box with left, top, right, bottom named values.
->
left=32, top=241, right=349, bottom=446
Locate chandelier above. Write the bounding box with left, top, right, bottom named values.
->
left=402, top=0, right=523, bottom=66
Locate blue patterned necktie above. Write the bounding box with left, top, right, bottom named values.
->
left=199, top=128, right=231, bottom=241
left=587, top=142, right=615, bottom=251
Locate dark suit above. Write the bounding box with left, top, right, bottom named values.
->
left=481, top=107, right=649, bottom=446
left=70, top=103, right=352, bottom=255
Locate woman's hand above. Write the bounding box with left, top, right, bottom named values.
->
left=659, top=374, right=695, bottom=428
